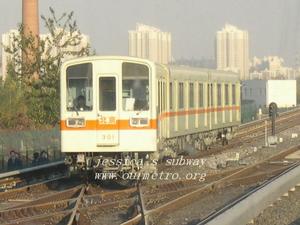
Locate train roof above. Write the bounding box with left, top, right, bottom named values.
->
left=168, top=65, right=240, bottom=82
left=61, top=55, right=157, bottom=67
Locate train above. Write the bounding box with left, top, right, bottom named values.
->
left=60, top=56, right=241, bottom=178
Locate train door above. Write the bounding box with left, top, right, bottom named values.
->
left=96, top=75, right=119, bottom=146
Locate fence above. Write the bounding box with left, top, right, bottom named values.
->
left=0, top=127, right=62, bottom=172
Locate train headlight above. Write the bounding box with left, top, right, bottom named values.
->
left=66, top=118, right=86, bottom=128
left=131, top=118, right=139, bottom=125
left=130, top=117, right=149, bottom=127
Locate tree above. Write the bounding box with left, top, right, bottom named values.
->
left=2, top=7, right=91, bottom=128
left=0, top=73, right=30, bottom=129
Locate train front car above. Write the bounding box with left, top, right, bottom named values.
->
left=60, top=56, right=158, bottom=179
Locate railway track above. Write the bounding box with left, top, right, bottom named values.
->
left=131, top=145, right=300, bottom=225
left=0, top=165, right=267, bottom=224
left=237, top=107, right=300, bottom=138
left=198, top=107, right=300, bottom=158
left=68, top=144, right=300, bottom=225
left=0, top=154, right=298, bottom=225
left=0, top=108, right=299, bottom=224
left=0, top=185, right=84, bottom=224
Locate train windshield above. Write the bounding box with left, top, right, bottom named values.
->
left=66, top=63, right=93, bottom=111
left=122, top=62, right=149, bottom=111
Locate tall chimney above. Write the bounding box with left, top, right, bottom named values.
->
left=22, top=0, right=39, bottom=80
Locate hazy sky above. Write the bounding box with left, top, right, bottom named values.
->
left=0, top=0, right=299, bottom=65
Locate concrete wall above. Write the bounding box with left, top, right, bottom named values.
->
left=266, top=80, right=297, bottom=107
left=242, top=79, right=297, bottom=109
left=242, top=80, right=267, bottom=108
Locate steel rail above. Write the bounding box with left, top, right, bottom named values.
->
left=67, top=185, right=86, bottom=225
left=9, top=184, right=83, bottom=209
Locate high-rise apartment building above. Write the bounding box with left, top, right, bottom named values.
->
left=216, top=24, right=249, bottom=80
left=129, top=23, right=172, bottom=64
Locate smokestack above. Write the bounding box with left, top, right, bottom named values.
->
left=22, top=0, right=39, bottom=80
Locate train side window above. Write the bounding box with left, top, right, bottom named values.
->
left=199, top=83, right=204, bottom=107
left=179, top=82, right=184, bottom=109
left=189, top=83, right=194, bottom=108
left=99, top=77, right=116, bottom=111
left=207, top=84, right=210, bottom=107
left=217, top=84, right=222, bottom=106
left=170, top=82, right=173, bottom=110
left=232, top=84, right=236, bottom=105
left=209, top=84, right=214, bottom=106
left=212, top=84, right=214, bottom=106
left=225, top=84, right=229, bottom=105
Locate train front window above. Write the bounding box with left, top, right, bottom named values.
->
left=122, top=62, right=149, bottom=111
left=66, top=63, right=93, bottom=111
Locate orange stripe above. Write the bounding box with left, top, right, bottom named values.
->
left=61, top=119, right=157, bottom=131
left=61, top=106, right=240, bottom=130
left=159, top=106, right=240, bottom=120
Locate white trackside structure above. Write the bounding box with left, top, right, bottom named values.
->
left=60, top=56, right=241, bottom=176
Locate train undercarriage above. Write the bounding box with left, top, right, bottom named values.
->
left=64, top=126, right=237, bottom=185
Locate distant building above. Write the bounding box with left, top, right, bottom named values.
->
left=242, top=80, right=297, bottom=109
left=40, top=28, right=90, bottom=61
left=216, top=24, right=249, bottom=80
left=1, top=29, right=90, bottom=80
left=128, top=23, right=172, bottom=64
left=1, top=29, right=20, bottom=80
left=249, top=56, right=299, bottom=80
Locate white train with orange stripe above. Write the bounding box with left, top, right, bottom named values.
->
left=60, top=56, right=240, bottom=175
